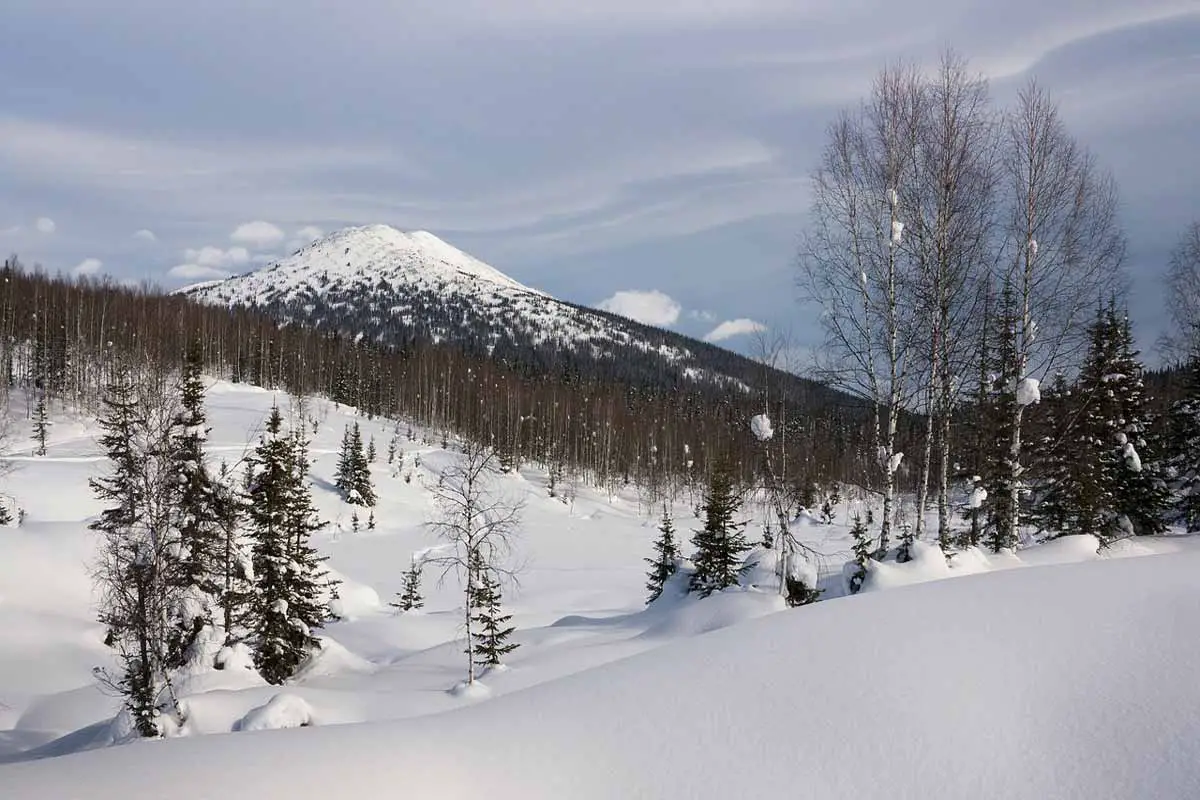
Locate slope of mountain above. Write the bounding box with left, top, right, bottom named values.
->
left=178, top=225, right=848, bottom=409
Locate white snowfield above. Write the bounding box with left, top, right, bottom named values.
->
left=5, top=554, right=1200, bottom=799
left=1, top=381, right=1199, bottom=798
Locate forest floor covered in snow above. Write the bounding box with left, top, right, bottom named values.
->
left=1, top=381, right=1198, bottom=798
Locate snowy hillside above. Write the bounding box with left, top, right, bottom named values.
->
left=2, top=382, right=1199, bottom=797
left=176, top=225, right=810, bottom=398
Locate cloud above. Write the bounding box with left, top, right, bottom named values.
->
left=35, top=217, right=56, bottom=234
left=230, top=220, right=286, bottom=249
left=168, top=263, right=232, bottom=281
left=704, top=318, right=766, bottom=342
left=169, top=244, right=253, bottom=282
left=0, top=225, right=20, bottom=236
left=72, top=257, right=103, bottom=277
left=596, top=289, right=682, bottom=327
left=688, top=309, right=717, bottom=322
left=183, top=245, right=250, bottom=269
left=296, top=225, right=324, bottom=241
left=132, top=228, right=157, bottom=242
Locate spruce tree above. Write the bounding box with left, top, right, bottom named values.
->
left=645, top=506, right=679, bottom=603
left=334, top=425, right=353, bottom=497
left=367, top=436, right=377, bottom=463
left=244, top=406, right=328, bottom=685
left=391, top=561, right=424, bottom=612
left=164, top=345, right=232, bottom=668
left=1108, top=313, right=1169, bottom=536
left=32, top=392, right=49, bottom=456
left=689, top=467, right=751, bottom=597
left=983, top=281, right=1021, bottom=552
left=1028, top=373, right=1074, bottom=537
left=1059, top=303, right=1124, bottom=541
left=847, top=513, right=871, bottom=594
left=91, top=368, right=185, bottom=737
left=1164, top=356, right=1200, bottom=530
left=469, top=550, right=518, bottom=670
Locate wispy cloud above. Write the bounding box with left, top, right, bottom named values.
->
left=705, top=318, right=766, bottom=342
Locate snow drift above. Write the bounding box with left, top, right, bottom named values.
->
left=5, top=552, right=1200, bottom=799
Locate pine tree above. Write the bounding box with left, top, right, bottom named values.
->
left=468, top=549, right=518, bottom=670
left=387, top=436, right=398, bottom=465
left=334, top=425, right=353, bottom=498
left=689, top=467, right=751, bottom=597
left=391, top=561, right=424, bottom=612
left=367, top=436, right=377, bottom=463
left=820, top=483, right=841, bottom=524
left=1058, top=303, right=1125, bottom=542
left=244, top=406, right=328, bottom=685
left=32, top=391, right=49, bottom=456
left=1164, top=357, right=1200, bottom=530
left=214, top=461, right=254, bottom=659
left=644, top=506, right=679, bottom=603
left=164, top=345, right=233, bottom=668
left=343, top=423, right=376, bottom=507
left=91, top=368, right=185, bottom=737
left=1108, top=313, right=1169, bottom=536
left=847, top=513, right=872, bottom=594
left=983, top=281, right=1021, bottom=552
left=1028, top=373, right=1074, bottom=537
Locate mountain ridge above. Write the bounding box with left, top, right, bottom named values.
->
left=178, top=225, right=856, bottom=412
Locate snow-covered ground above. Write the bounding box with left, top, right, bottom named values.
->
left=1, top=380, right=1198, bottom=797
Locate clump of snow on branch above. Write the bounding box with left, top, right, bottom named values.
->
left=887, top=188, right=898, bottom=207
left=968, top=483, right=988, bottom=510
left=1123, top=441, right=1142, bottom=473
left=891, top=220, right=905, bottom=245
left=750, top=414, right=774, bottom=442
left=1016, top=378, right=1041, bottom=407
left=1029, top=238, right=1038, bottom=257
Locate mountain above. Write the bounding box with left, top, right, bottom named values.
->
left=179, top=225, right=852, bottom=410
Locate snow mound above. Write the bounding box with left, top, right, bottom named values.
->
left=327, top=569, right=382, bottom=621
left=447, top=680, right=492, bottom=700
left=9, top=554, right=1200, bottom=798
left=294, top=637, right=375, bottom=680
left=234, top=694, right=314, bottom=732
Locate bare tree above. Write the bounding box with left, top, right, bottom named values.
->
left=799, top=62, right=925, bottom=554
left=1163, top=221, right=1200, bottom=360
left=91, top=366, right=187, bottom=737
left=426, top=438, right=524, bottom=686
left=993, top=80, right=1126, bottom=544
left=905, top=51, right=1001, bottom=545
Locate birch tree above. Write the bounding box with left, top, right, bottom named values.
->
left=426, top=439, right=523, bottom=686
left=992, top=81, right=1126, bottom=545
left=800, top=63, right=924, bottom=554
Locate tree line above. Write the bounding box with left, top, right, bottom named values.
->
left=798, top=49, right=1200, bottom=576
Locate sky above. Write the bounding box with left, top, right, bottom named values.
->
left=1, top=1, right=1197, bottom=366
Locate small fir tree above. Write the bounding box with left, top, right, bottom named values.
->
left=391, top=561, right=424, bottom=612
left=244, top=406, right=329, bottom=685
left=689, top=467, right=751, bottom=597
left=32, top=391, right=49, bottom=456
left=644, top=506, right=679, bottom=603
left=469, top=550, right=518, bottom=670
left=847, top=513, right=872, bottom=594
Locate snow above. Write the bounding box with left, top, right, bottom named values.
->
left=235, top=693, right=314, bottom=732
left=967, top=485, right=988, bottom=509
left=890, top=219, right=904, bottom=245
left=887, top=451, right=904, bottom=474
left=1123, top=442, right=1143, bottom=473
left=3, top=381, right=1200, bottom=797
left=749, top=413, right=773, bottom=441
left=8, top=551, right=1200, bottom=797
left=1017, top=377, right=1041, bottom=407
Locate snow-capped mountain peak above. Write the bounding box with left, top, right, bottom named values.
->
left=179, top=224, right=822, bottom=399
left=196, top=224, right=544, bottom=306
